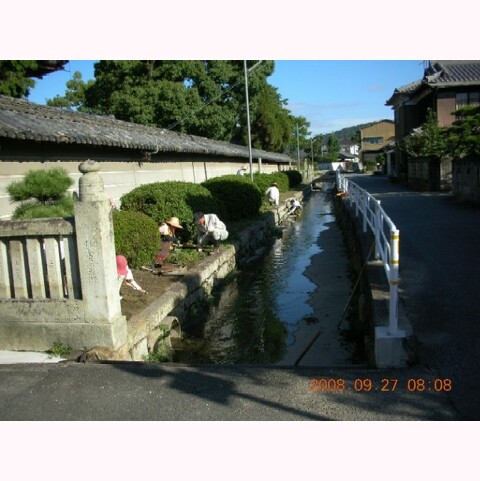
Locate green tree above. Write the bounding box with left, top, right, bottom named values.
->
left=250, top=83, right=293, bottom=151
left=445, top=105, right=480, bottom=157
left=309, top=134, right=323, bottom=162
left=285, top=115, right=311, bottom=158
left=46, top=71, right=95, bottom=111
left=0, top=60, right=67, bottom=98
left=7, top=168, right=74, bottom=219
left=326, top=134, right=341, bottom=160
left=351, top=129, right=361, bottom=150
left=46, top=60, right=293, bottom=152
left=401, top=108, right=448, bottom=160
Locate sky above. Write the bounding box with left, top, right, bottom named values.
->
left=27, top=59, right=425, bottom=136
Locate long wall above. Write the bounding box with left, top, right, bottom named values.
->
left=452, top=155, right=480, bottom=203
left=0, top=158, right=280, bottom=219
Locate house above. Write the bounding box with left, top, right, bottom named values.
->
left=359, top=120, right=395, bottom=168
left=0, top=95, right=292, bottom=219
left=385, top=60, right=480, bottom=188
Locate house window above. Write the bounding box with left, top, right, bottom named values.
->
left=363, top=137, right=384, bottom=144
left=456, top=92, right=480, bottom=109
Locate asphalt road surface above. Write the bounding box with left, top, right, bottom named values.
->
left=347, top=174, right=480, bottom=420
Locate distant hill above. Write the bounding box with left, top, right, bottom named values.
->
left=326, top=119, right=393, bottom=144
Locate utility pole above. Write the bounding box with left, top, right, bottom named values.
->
left=296, top=123, right=300, bottom=170
left=244, top=60, right=253, bottom=181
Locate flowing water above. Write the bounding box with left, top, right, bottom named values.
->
left=174, top=184, right=349, bottom=365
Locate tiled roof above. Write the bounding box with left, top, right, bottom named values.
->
left=427, top=61, right=480, bottom=85
left=0, top=95, right=291, bottom=163
left=386, top=60, right=480, bottom=105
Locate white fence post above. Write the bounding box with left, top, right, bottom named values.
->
left=389, top=227, right=400, bottom=334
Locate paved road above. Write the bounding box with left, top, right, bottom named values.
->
left=0, top=363, right=458, bottom=420
left=348, top=174, right=480, bottom=420
left=0, top=176, right=471, bottom=421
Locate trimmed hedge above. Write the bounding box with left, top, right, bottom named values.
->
left=112, top=210, right=160, bottom=268
left=283, top=169, right=303, bottom=188
left=201, top=175, right=262, bottom=221
left=253, top=172, right=289, bottom=195
left=119, top=181, right=219, bottom=242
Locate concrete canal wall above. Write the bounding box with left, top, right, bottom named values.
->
left=84, top=191, right=306, bottom=361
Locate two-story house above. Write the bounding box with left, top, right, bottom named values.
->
left=359, top=119, right=395, bottom=169
left=385, top=60, right=480, bottom=188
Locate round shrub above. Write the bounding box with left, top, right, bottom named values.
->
left=202, top=175, right=262, bottom=221
left=119, top=181, right=219, bottom=242
left=283, top=169, right=303, bottom=188
left=112, top=210, right=160, bottom=268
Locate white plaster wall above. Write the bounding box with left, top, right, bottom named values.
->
left=0, top=160, right=280, bottom=219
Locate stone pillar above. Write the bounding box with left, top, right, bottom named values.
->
left=73, top=160, right=127, bottom=349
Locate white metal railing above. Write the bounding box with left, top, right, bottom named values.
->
left=336, top=172, right=400, bottom=334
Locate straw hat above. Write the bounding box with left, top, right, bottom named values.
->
left=166, top=217, right=183, bottom=229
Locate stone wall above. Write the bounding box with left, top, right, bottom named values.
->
left=408, top=157, right=452, bottom=191
left=452, top=155, right=480, bottom=204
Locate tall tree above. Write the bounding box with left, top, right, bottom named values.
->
left=46, top=60, right=293, bottom=152
left=445, top=105, right=480, bottom=157
left=46, top=71, right=94, bottom=111
left=285, top=115, right=311, bottom=158
left=0, top=60, right=67, bottom=98
left=326, top=134, right=341, bottom=160
left=401, top=109, right=448, bottom=160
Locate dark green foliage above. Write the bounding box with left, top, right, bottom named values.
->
left=46, top=60, right=294, bottom=152
left=7, top=168, right=75, bottom=220
left=7, top=168, right=74, bottom=203
left=12, top=197, right=74, bottom=220
left=0, top=60, right=67, bottom=98
left=253, top=172, right=289, bottom=195
left=446, top=105, right=480, bottom=158
left=401, top=109, right=448, bottom=160
left=112, top=210, right=160, bottom=268
left=283, top=169, right=302, bottom=188
left=201, top=175, right=262, bottom=221
left=119, top=181, right=219, bottom=242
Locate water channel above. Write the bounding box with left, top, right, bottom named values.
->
left=175, top=184, right=356, bottom=366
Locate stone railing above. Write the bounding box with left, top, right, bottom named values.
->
left=0, top=161, right=127, bottom=351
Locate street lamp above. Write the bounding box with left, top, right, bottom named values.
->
left=244, top=60, right=263, bottom=181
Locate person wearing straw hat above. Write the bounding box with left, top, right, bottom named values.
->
left=156, top=216, right=183, bottom=265
left=159, top=216, right=183, bottom=244
left=236, top=164, right=248, bottom=176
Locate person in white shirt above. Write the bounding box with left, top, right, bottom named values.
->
left=265, top=182, right=280, bottom=206
left=285, top=197, right=302, bottom=215
left=236, top=164, right=248, bottom=176
left=195, top=212, right=229, bottom=254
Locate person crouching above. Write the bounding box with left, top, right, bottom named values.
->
left=194, top=212, right=228, bottom=254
